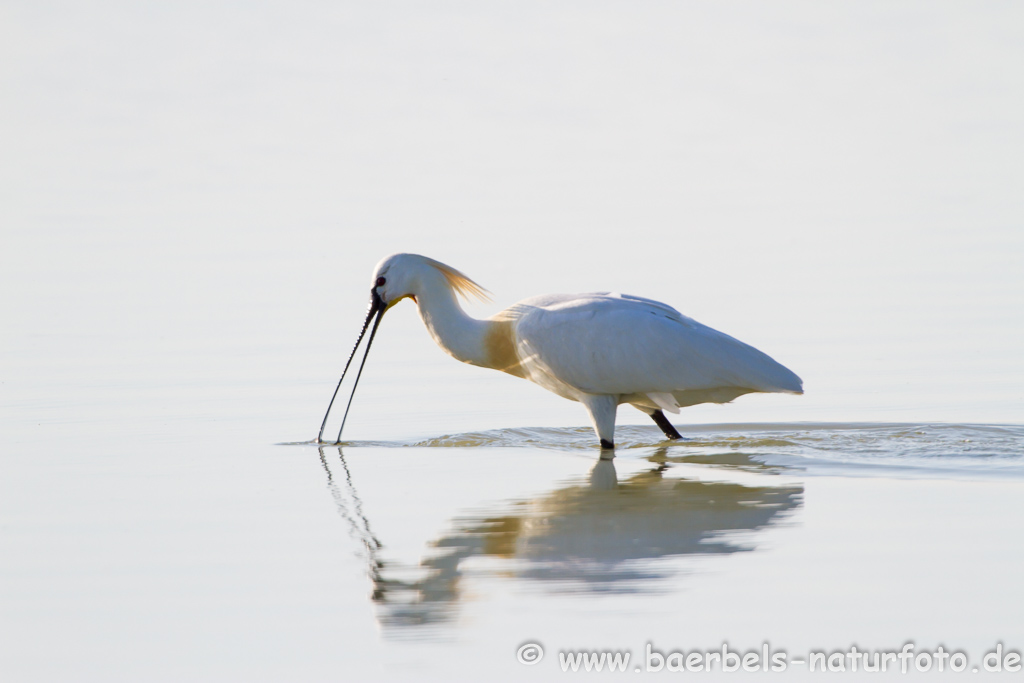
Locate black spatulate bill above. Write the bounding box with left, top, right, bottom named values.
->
left=317, top=289, right=386, bottom=444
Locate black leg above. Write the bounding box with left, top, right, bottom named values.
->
left=650, top=410, right=682, bottom=440
left=600, top=438, right=615, bottom=450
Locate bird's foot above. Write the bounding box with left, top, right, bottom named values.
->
left=599, top=439, right=615, bottom=450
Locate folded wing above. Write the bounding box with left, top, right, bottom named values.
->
left=512, top=293, right=802, bottom=410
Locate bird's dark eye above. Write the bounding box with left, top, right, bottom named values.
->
left=375, top=276, right=386, bottom=287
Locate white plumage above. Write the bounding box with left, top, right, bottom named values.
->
left=510, top=291, right=801, bottom=406
left=320, top=253, right=802, bottom=448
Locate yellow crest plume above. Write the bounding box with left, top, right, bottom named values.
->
left=425, top=257, right=492, bottom=303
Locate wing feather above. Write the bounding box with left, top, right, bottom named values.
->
left=512, top=293, right=802, bottom=400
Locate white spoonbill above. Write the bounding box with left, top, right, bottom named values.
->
left=318, top=253, right=802, bottom=449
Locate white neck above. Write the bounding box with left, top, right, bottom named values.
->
left=414, top=275, right=490, bottom=367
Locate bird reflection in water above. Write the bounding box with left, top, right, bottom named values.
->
left=318, top=448, right=802, bottom=629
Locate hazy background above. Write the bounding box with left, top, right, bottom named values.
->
left=4, top=1, right=1022, bottom=448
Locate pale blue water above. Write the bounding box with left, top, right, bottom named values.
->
left=291, top=423, right=1024, bottom=643
left=326, top=422, right=1024, bottom=477
left=303, top=422, right=1024, bottom=639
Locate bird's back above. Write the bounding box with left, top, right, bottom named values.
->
left=499, top=292, right=802, bottom=404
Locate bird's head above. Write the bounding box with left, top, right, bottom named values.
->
left=316, top=253, right=489, bottom=444
left=370, top=253, right=489, bottom=310
left=369, top=253, right=423, bottom=311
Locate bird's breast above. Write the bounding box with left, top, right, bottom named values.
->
left=482, top=318, right=527, bottom=378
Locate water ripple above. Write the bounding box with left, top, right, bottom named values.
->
left=289, top=422, right=1024, bottom=478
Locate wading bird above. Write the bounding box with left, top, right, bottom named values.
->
left=318, top=253, right=802, bottom=449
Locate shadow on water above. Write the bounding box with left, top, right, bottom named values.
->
left=318, top=446, right=802, bottom=631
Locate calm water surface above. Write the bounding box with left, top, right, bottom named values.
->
left=4, top=390, right=1024, bottom=681
left=307, top=423, right=1024, bottom=632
